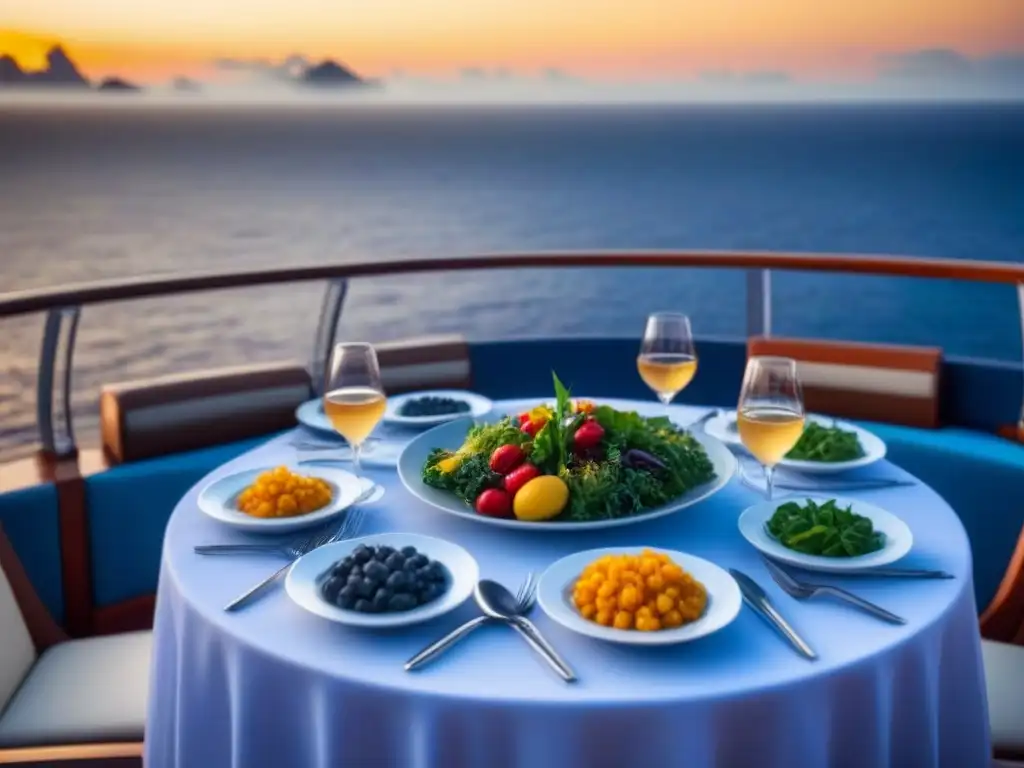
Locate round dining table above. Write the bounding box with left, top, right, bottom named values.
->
left=145, top=399, right=991, bottom=768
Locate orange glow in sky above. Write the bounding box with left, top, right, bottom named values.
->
left=2, top=0, right=1023, bottom=83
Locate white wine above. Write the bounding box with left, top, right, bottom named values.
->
left=736, top=407, right=805, bottom=466
left=323, top=387, right=386, bottom=445
left=637, top=353, right=698, bottom=398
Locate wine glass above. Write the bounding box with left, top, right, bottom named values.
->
left=323, top=342, right=386, bottom=476
left=637, top=313, right=698, bottom=418
left=736, top=356, right=805, bottom=500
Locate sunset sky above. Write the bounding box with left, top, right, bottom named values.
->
left=2, top=0, right=1023, bottom=84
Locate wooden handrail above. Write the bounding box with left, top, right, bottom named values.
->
left=2, top=251, right=1023, bottom=318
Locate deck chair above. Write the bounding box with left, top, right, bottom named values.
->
left=0, top=524, right=148, bottom=766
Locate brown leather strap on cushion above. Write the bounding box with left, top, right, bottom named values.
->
left=100, top=363, right=312, bottom=464
left=747, top=337, right=941, bottom=428
left=373, top=335, right=472, bottom=394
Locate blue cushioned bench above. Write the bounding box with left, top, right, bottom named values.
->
left=860, top=422, right=1024, bottom=611
left=0, top=484, right=64, bottom=623
left=84, top=435, right=276, bottom=608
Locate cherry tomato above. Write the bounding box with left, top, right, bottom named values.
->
left=490, top=444, right=525, bottom=475
left=573, top=419, right=605, bottom=451
left=517, top=412, right=532, bottom=425
left=475, top=488, right=512, bottom=518
left=504, top=463, right=541, bottom=497
left=521, top=418, right=547, bottom=437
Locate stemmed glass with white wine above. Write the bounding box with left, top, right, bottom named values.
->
left=323, top=342, right=386, bottom=476
left=637, top=313, right=698, bottom=419
left=736, top=356, right=805, bottom=500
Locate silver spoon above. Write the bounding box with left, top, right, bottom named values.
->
left=404, top=573, right=536, bottom=672
left=475, top=579, right=577, bottom=683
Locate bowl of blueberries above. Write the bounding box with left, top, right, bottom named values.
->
left=383, top=390, right=493, bottom=428
left=285, top=532, right=479, bottom=627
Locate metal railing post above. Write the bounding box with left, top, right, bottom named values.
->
left=746, top=269, right=772, bottom=338
left=36, top=306, right=81, bottom=458
left=310, top=279, right=348, bottom=397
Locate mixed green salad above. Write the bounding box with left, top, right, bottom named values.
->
left=422, top=372, right=717, bottom=523
left=766, top=498, right=884, bottom=557
left=785, top=421, right=865, bottom=463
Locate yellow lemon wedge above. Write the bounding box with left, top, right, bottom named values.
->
left=513, top=475, right=569, bottom=522
left=437, top=456, right=461, bottom=474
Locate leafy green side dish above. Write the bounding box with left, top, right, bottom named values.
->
left=766, top=498, right=884, bottom=557
left=785, top=421, right=864, bottom=462
left=421, top=372, right=717, bottom=523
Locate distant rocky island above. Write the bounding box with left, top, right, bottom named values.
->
left=0, top=45, right=141, bottom=92
left=1, top=45, right=373, bottom=93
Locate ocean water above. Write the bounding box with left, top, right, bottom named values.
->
left=1, top=102, right=1023, bottom=459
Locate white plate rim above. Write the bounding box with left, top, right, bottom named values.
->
left=295, top=398, right=338, bottom=436
left=537, top=546, right=742, bottom=645
left=396, top=417, right=737, bottom=531
left=706, top=410, right=886, bottom=473
left=737, top=494, right=913, bottom=572
left=197, top=465, right=365, bottom=533
left=384, top=390, right=494, bottom=427
left=284, top=532, right=479, bottom=627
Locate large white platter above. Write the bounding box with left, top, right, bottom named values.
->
left=537, top=547, right=741, bottom=646
left=197, top=465, right=367, bottom=534
left=397, top=416, right=737, bottom=531
left=737, top=495, right=913, bottom=573
left=705, top=410, right=886, bottom=474
left=285, top=533, right=479, bottom=628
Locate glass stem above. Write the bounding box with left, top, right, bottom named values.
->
left=351, top=442, right=362, bottom=477
left=764, top=464, right=775, bottom=501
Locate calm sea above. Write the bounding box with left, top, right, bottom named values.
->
left=1, top=102, right=1023, bottom=459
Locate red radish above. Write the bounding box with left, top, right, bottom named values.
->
left=504, top=463, right=541, bottom=497
left=489, top=444, right=526, bottom=475
left=573, top=419, right=605, bottom=451
left=475, top=488, right=512, bottom=518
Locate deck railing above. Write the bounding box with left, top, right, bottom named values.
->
left=1, top=250, right=1023, bottom=458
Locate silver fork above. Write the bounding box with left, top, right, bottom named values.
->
left=761, top=556, right=906, bottom=624
left=404, top=573, right=538, bottom=671
left=223, top=496, right=369, bottom=612
left=195, top=522, right=338, bottom=558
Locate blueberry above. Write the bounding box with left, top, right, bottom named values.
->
left=338, top=585, right=357, bottom=609
left=385, top=553, right=406, bottom=571
left=386, top=571, right=409, bottom=591
left=416, top=566, right=434, bottom=582
left=376, top=546, right=396, bottom=561
left=352, top=546, right=373, bottom=564
left=349, top=564, right=363, bottom=577
left=331, top=561, right=351, bottom=579
left=409, top=554, right=429, bottom=569
left=421, top=583, right=445, bottom=603
left=410, top=576, right=426, bottom=594
left=357, top=578, right=376, bottom=598
left=372, top=589, right=390, bottom=611
left=401, top=546, right=418, bottom=557
left=321, top=576, right=344, bottom=602
left=425, top=562, right=446, bottom=583
left=402, top=559, right=420, bottom=573
left=388, top=593, right=418, bottom=612
left=346, top=573, right=362, bottom=588
left=364, top=561, right=390, bottom=583
left=353, top=599, right=372, bottom=613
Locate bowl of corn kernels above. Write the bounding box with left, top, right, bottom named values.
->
left=536, top=547, right=742, bottom=645
left=197, top=464, right=366, bottom=533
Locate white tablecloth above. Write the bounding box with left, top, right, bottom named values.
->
left=146, top=400, right=991, bottom=768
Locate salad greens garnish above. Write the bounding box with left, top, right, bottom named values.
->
left=766, top=498, right=884, bottom=557
left=786, top=421, right=864, bottom=463
left=421, top=371, right=716, bottom=523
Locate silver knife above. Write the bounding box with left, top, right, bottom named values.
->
left=832, top=567, right=954, bottom=579
left=729, top=568, right=817, bottom=660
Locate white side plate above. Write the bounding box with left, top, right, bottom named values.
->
left=384, top=390, right=493, bottom=427
left=285, top=533, right=479, bottom=628
left=397, top=417, right=737, bottom=531
left=197, top=465, right=365, bottom=534
left=737, top=495, right=913, bottom=572
left=537, top=547, right=742, bottom=646
left=706, top=410, right=886, bottom=474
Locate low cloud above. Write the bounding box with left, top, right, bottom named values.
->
left=212, top=55, right=310, bottom=82
left=880, top=48, right=1024, bottom=90
left=699, top=70, right=792, bottom=86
